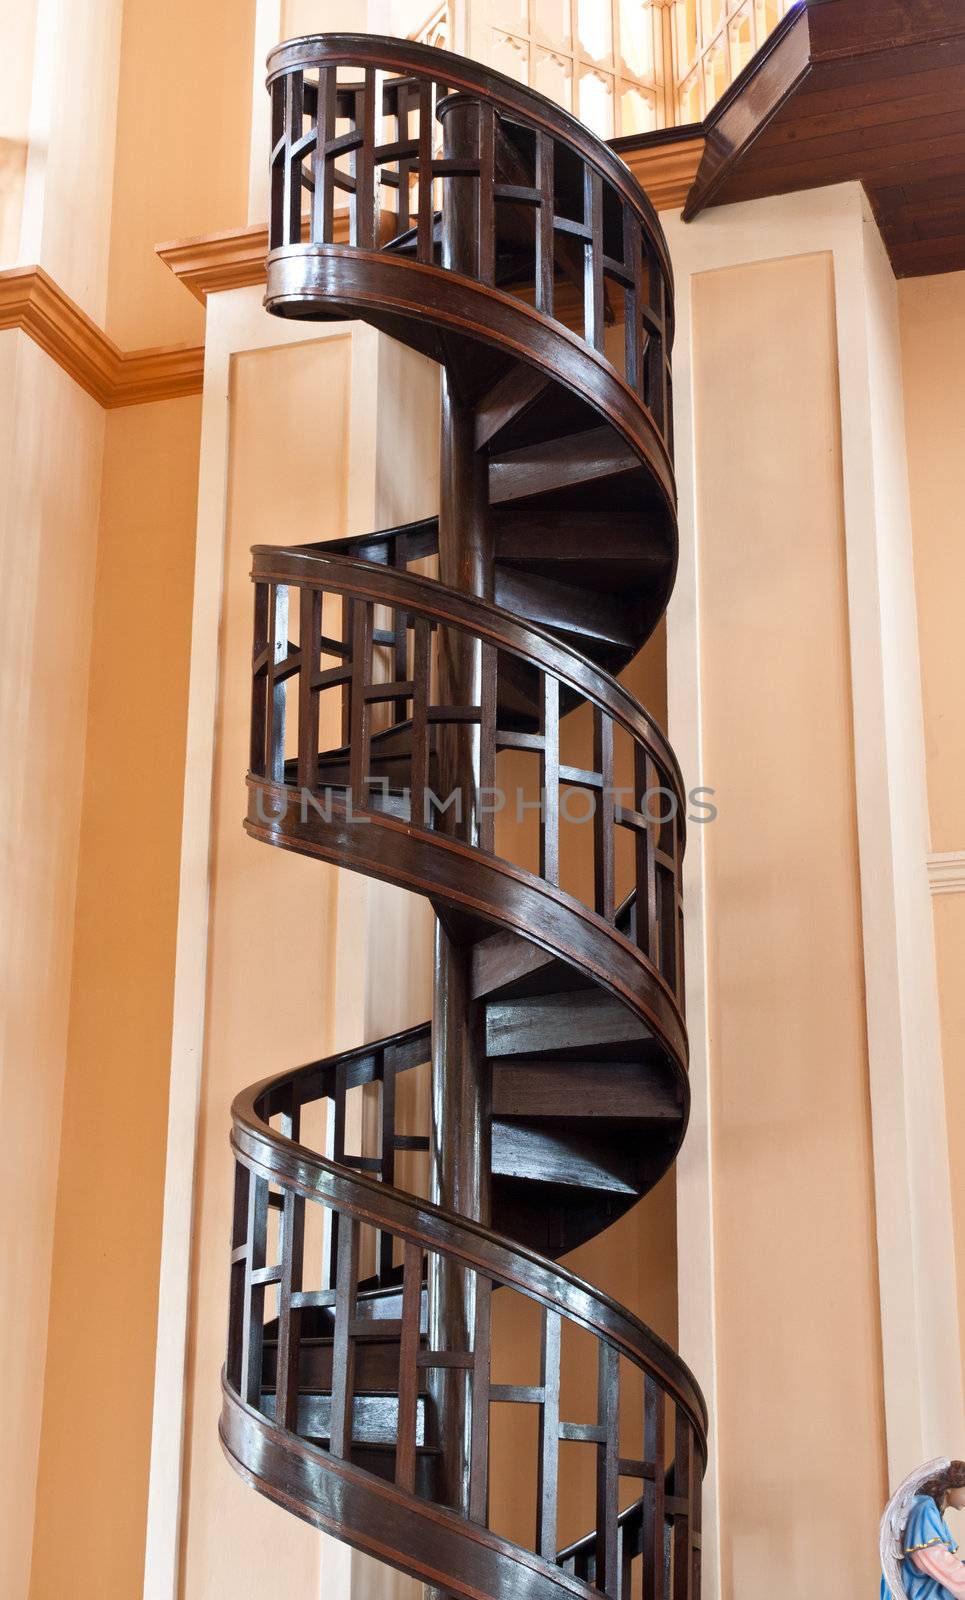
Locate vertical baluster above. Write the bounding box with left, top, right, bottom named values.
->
left=265, top=584, right=289, bottom=783
left=645, top=247, right=668, bottom=437
left=241, top=1174, right=269, bottom=1408
left=594, top=709, right=615, bottom=920
left=226, top=1162, right=251, bottom=1392
left=349, top=601, right=373, bottom=812
left=269, top=79, right=287, bottom=250
left=378, top=1049, right=396, bottom=1283
left=537, top=1308, right=561, bottom=1560
left=417, top=81, right=434, bottom=264
left=478, top=104, right=496, bottom=285
left=596, top=1343, right=620, bottom=1597
left=275, top=1185, right=306, bottom=1431
left=541, top=676, right=560, bottom=887
left=536, top=132, right=555, bottom=317
left=298, top=586, right=320, bottom=792
left=313, top=66, right=336, bottom=244
left=672, top=1412, right=693, bottom=1600
left=643, top=1375, right=666, bottom=1600
left=469, top=1276, right=492, bottom=1523
left=479, top=643, right=498, bottom=854
left=283, top=72, right=304, bottom=248
left=390, top=535, right=410, bottom=727
left=635, top=746, right=659, bottom=965
left=666, top=804, right=683, bottom=1001
left=625, top=208, right=645, bottom=395
left=355, top=67, right=377, bottom=249
left=620, top=1525, right=633, bottom=1600
left=329, top=1214, right=359, bottom=1459
left=391, top=83, right=411, bottom=234
left=584, top=168, right=605, bottom=352
left=251, top=583, right=270, bottom=778
left=395, top=1239, right=423, bottom=1492
left=410, top=616, right=431, bottom=829
left=326, top=1063, right=347, bottom=1292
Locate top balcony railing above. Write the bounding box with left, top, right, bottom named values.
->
left=265, top=33, right=674, bottom=460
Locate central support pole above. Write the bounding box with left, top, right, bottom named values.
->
left=428, top=94, right=494, bottom=1530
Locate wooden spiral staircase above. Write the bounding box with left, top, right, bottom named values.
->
left=222, top=33, right=706, bottom=1600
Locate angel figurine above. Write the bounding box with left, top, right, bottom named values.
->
left=880, top=1458, right=965, bottom=1598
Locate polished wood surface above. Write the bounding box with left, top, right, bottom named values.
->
left=677, top=0, right=965, bottom=276
left=224, top=33, right=705, bottom=1600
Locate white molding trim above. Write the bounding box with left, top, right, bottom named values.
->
left=142, top=291, right=382, bottom=1600
left=663, top=181, right=963, bottom=1535
left=928, top=850, right=965, bottom=895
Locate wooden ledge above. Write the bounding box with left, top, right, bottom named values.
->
left=157, top=216, right=353, bottom=304
left=0, top=265, right=204, bottom=407
left=612, top=129, right=706, bottom=212
left=157, top=222, right=273, bottom=304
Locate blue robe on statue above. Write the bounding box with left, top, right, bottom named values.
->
left=881, top=1495, right=961, bottom=1599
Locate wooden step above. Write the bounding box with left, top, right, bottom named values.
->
left=491, top=1120, right=642, bottom=1194
left=261, top=1391, right=428, bottom=1447
left=491, top=1057, right=681, bottom=1123
left=485, top=989, right=649, bottom=1058
left=263, top=1333, right=425, bottom=1395
left=489, top=427, right=640, bottom=505
left=493, top=564, right=636, bottom=649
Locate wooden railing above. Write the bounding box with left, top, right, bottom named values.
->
left=266, top=33, right=674, bottom=455
left=223, top=31, right=704, bottom=1600
left=227, top=1055, right=706, bottom=1598
left=248, top=547, right=685, bottom=1014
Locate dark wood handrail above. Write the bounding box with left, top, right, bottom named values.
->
left=222, top=30, right=704, bottom=1599
left=231, top=1073, right=708, bottom=1441
left=265, top=31, right=674, bottom=296
left=250, top=546, right=687, bottom=816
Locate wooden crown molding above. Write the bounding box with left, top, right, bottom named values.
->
left=0, top=265, right=204, bottom=407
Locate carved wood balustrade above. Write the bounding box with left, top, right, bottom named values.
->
left=221, top=32, right=706, bottom=1600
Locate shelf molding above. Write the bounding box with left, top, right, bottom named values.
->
left=928, top=851, right=965, bottom=896
left=0, top=265, right=204, bottom=407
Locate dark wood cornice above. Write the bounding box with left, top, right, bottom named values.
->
left=683, top=0, right=965, bottom=276
left=681, top=4, right=812, bottom=222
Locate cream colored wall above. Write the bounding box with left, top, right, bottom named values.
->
left=106, top=0, right=255, bottom=349
left=0, top=0, right=38, bottom=262
left=691, top=253, right=887, bottom=1598
left=0, top=329, right=106, bottom=1600
left=17, top=0, right=124, bottom=321
left=179, top=336, right=351, bottom=1599
left=898, top=269, right=965, bottom=1403
left=25, top=396, right=202, bottom=1600
left=174, top=321, right=440, bottom=1600
left=0, top=8, right=128, bottom=1590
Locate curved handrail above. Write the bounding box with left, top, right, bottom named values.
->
left=251, top=546, right=686, bottom=814
left=264, top=32, right=676, bottom=485
left=223, top=29, right=704, bottom=1598
left=264, top=248, right=677, bottom=515
left=265, top=31, right=674, bottom=296
left=233, top=1075, right=707, bottom=1440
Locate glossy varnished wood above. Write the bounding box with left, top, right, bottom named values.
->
left=681, top=0, right=965, bottom=277
left=224, top=32, right=704, bottom=1600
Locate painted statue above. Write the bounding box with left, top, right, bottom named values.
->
left=881, top=1459, right=965, bottom=1599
